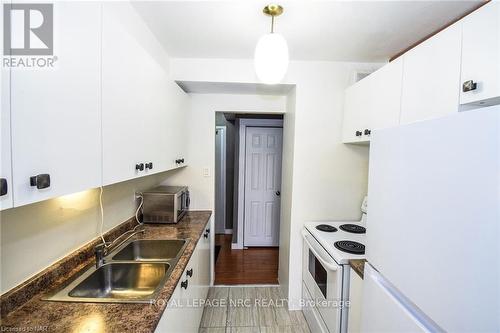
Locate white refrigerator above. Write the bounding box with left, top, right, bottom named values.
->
left=361, top=106, right=500, bottom=332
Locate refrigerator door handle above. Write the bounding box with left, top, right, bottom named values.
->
left=301, top=230, right=339, bottom=271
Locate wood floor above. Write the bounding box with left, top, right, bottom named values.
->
left=214, top=235, right=279, bottom=285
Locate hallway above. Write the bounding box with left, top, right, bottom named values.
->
left=214, top=235, right=279, bottom=285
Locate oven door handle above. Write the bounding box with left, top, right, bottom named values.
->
left=302, top=230, right=339, bottom=271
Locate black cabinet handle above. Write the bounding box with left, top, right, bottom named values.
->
left=463, top=80, right=477, bottom=92
left=364, top=129, right=371, bottom=136
left=181, top=279, right=188, bottom=289
left=145, top=162, right=153, bottom=170
left=30, top=174, right=50, bottom=189
left=204, top=231, right=209, bottom=238
left=206, top=228, right=210, bottom=234
left=135, top=163, right=144, bottom=171
left=0, top=178, right=7, bottom=196
left=176, top=158, right=185, bottom=165
left=186, top=268, right=193, bottom=278
left=355, top=131, right=362, bottom=137
left=275, top=191, right=281, bottom=196
left=180, top=158, right=185, bottom=163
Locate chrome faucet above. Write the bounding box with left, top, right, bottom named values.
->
left=94, top=227, right=146, bottom=268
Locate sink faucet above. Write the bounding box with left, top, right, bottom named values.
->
left=94, top=227, right=146, bottom=268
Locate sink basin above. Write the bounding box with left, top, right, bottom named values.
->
left=112, top=239, right=187, bottom=261
left=67, top=263, right=169, bottom=301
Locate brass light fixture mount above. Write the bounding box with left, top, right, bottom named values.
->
left=263, top=4, right=284, bottom=33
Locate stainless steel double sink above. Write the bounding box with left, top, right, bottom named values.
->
left=45, top=239, right=188, bottom=303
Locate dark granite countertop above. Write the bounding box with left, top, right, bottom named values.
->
left=0, top=211, right=212, bottom=333
left=349, top=259, right=366, bottom=279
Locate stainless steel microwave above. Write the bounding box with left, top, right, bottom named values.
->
left=142, top=186, right=190, bottom=224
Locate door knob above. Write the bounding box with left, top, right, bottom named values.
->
left=30, top=174, right=50, bottom=189
left=462, top=80, right=477, bottom=92
left=0, top=178, right=7, bottom=196
left=275, top=191, right=281, bottom=196
left=135, top=163, right=144, bottom=171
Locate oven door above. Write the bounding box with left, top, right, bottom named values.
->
left=175, top=190, right=188, bottom=222
left=302, top=230, right=344, bottom=333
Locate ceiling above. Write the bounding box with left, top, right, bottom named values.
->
left=132, top=1, right=481, bottom=63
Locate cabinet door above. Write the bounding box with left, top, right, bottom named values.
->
left=367, top=57, right=403, bottom=134
left=460, top=2, right=500, bottom=106
left=342, top=79, right=369, bottom=143
left=155, top=241, right=203, bottom=333
left=347, top=268, right=364, bottom=333
left=400, top=23, right=462, bottom=124
left=102, top=3, right=154, bottom=185
left=1, top=17, right=13, bottom=209
left=10, top=2, right=101, bottom=206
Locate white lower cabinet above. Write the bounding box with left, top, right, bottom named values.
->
left=155, top=228, right=211, bottom=332
left=347, top=268, right=363, bottom=333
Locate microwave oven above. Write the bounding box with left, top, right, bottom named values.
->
left=142, top=186, right=190, bottom=224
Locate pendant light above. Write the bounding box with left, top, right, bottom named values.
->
left=254, top=4, right=289, bottom=84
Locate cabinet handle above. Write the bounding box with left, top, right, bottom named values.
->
left=135, top=163, right=144, bottom=171
left=145, top=162, right=153, bottom=170
left=186, top=268, right=193, bottom=278
left=30, top=174, right=50, bottom=189
left=0, top=178, right=7, bottom=196
left=462, top=80, right=477, bottom=92
left=180, top=158, right=185, bottom=163
left=181, top=279, right=188, bottom=289
left=204, top=231, right=209, bottom=239
left=364, top=129, right=371, bottom=136
left=355, top=131, right=362, bottom=137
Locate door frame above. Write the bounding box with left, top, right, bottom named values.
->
left=215, top=126, right=227, bottom=234
left=234, top=118, right=284, bottom=249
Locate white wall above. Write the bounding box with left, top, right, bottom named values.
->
left=169, top=58, right=381, bottom=308
left=163, top=94, right=286, bottom=214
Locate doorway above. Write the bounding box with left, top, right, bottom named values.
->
left=214, top=113, right=284, bottom=285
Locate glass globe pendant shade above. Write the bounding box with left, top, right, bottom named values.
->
left=254, top=33, right=289, bottom=84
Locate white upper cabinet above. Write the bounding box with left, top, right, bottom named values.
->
left=1, top=27, right=13, bottom=209
left=9, top=2, right=101, bottom=206
left=342, top=58, right=403, bottom=144
left=460, top=2, right=500, bottom=107
left=101, top=3, right=187, bottom=186
left=400, top=23, right=462, bottom=125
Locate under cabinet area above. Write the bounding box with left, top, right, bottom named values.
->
left=460, top=2, right=500, bottom=107
left=342, top=57, right=403, bottom=144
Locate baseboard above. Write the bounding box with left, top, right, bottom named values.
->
left=231, top=243, right=244, bottom=250
left=224, top=229, right=233, bottom=234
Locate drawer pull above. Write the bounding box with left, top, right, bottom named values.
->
left=462, top=80, right=477, bottom=92
left=0, top=178, right=7, bottom=196
left=30, top=174, right=50, bottom=189
left=181, top=279, right=188, bottom=289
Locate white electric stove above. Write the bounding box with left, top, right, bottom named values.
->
left=301, top=197, right=367, bottom=333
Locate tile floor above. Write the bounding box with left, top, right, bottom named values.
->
left=199, top=286, right=311, bottom=333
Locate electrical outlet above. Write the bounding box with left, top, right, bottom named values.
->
left=203, top=167, right=210, bottom=177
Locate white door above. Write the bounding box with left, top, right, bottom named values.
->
left=10, top=2, right=101, bottom=206
left=214, top=126, right=226, bottom=234
left=243, top=127, right=282, bottom=247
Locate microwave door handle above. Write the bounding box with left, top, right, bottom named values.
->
left=301, top=230, right=339, bottom=271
